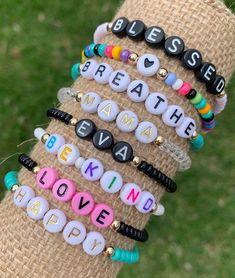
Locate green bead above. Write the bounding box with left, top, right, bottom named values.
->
left=191, top=92, right=203, bottom=105
left=71, top=63, right=81, bottom=80
left=4, top=171, right=18, bottom=191
left=191, top=134, right=204, bottom=151
left=98, top=44, right=107, bottom=57
left=194, top=98, right=207, bottom=110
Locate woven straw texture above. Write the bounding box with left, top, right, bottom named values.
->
left=0, top=0, right=235, bottom=277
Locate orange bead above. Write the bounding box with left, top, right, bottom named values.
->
left=112, top=46, right=122, bottom=60
left=198, top=103, right=211, bottom=114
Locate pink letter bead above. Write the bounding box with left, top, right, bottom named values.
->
left=91, top=204, right=114, bottom=228
left=27, top=196, right=49, bottom=220
left=120, top=183, right=142, bottom=206
left=162, top=105, right=185, bottom=127
left=43, top=209, right=67, bottom=233
left=100, top=170, right=123, bottom=194
left=57, top=144, right=80, bottom=166
left=135, top=121, right=158, bottom=144
left=71, top=192, right=95, bottom=216
left=36, top=167, right=59, bottom=189
left=13, top=185, right=35, bottom=208
left=45, top=134, right=65, bottom=154
left=63, top=220, right=87, bottom=246
left=80, top=59, right=98, bottom=80
left=81, top=158, right=104, bottom=181
left=135, top=191, right=155, bottom=214
left=52, top=179, right=76, bottom=202
left=82, top=231, right=105, bottom=256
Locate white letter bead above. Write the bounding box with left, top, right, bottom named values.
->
left=172, top=79, right=183, bottom=90
left=97, top=100, right=119, bottom=122
left=127, top=80, right=149, bottom=102
left=80, top=59, right=98, bottom=80
left=81, top=158, right=104, bottom=181
left=162, top=105, right=185, bottom=127
left=120, top=183, right=142, bottom=206
left=81, top=92, right=101, bottom=113
left=135, top=121, right=158, bottom=144
left=100, top=170, right=123, bottom=194
left=109, top=70, right=131, bottom=92
left=13, top=186, right=35, bottom=208
left=137, top=54, right=160, bottom=77
left=82, top=231, right=105, bottom=256
left=75, top=157, right=85, bottom=169
left=57, top=144, right=80, bottom=166
left=153, top=203, right=165, bottom=216
left=145, top=92, right=168, bottom=115
left=176, top=117, right=196, bottom=138
left=27, top=196, right=49, bottom=220
left=116, top=110, right=139, bottom=132
left=34, top=128, right=46, bottom=142
left=93, top=63, right=113, bottom=84
left=63, top=220, right=87, bottom=246
left=135, top=191, right=155, bottom=213
left=45, top=134, right=65, bottom=155
left=43, top=209, right=67, bottom=233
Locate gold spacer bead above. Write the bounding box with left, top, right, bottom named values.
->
left=32, top=166, right=40, bottom=174
left=191, top=131, right=198, bottom=139
left=41, top=133, right=50, bottom=144
left=128, top=53, right=139, bottom=64
left=110, top=220, right=120, bottom=231
left=107, top=22, right=113, bottom=32
left=11, top=184, right=19, bottom=192
left=131, top=156, right=141, bottom=167
left=157, top=68, right=168, bottom=80
left=75, top=92, right=84, bottom=102
left=217, top=91, right=226, bottom=98
left=103, top=246, right=115, bottom=257
left=154, top=136, right=164, bottom=146
left=69, top=118, right=77, bottom=126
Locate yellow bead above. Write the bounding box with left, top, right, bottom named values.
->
left=112, top=46, right=122, bottom=60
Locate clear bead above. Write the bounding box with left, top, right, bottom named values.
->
left=57, top=87, right=78, bottom=103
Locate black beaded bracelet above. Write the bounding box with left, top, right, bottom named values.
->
left=93, top=17, right=225, bottom=95
left=47, top=108, right=177, bottom=193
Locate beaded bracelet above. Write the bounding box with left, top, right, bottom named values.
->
left=4, top=171, right=139, bottom=263
left=46, top=108, right=177, bottom=193
left=72, top=59, right=204, bottom=151
left=80, top=47, right=216, bottom=135
left=93, top=18, right=226, bottom=96
left=57, top=88, right=192, bottom=171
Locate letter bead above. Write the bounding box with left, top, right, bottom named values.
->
left=109, top=70, right=131, bottom=92
left=137, top=54, right=160, bottom=77
left=63, top=220, right=87, bottom=246
left=82, top=231, right=105, bottom=256
left=97, top=100, right=119, bottom=122
left=80, top=59, right=98, bottom=80
left=92, top=129, right=114, bottom=150
left=81, top=92, right=101, bottom=113
left=43, top=209, right=67, bottom=233
left=144, top=26, right=165, bottom=47
left=112, top=17, right=129, bottom=38
left=116, top=110, right=139, bottom=132
left=57, top=144, right=80, bottom=166
left=162, top=105, right=185, bottom=127
left=93, top=63, right=113, bottom=84
left=13, top=186, right=35, bottom=208
left=145, top=92, right=168, bottom=115
left=27, top=196, right=49, bottom=220
left=91, top=204, right=114, bottom=228
left=126, top=20, right=146, bottom=41
left=120, top=183, right=142, bottom=206
left=71, top=192, right=95, bottom=216
left=176, top=117, right=196, bottom=138
left=196, top=62, right=216, bottom=84
left=181, top=49, right=202, bottom=70
left=111, top=141, right=133, bottom=163
left=135, top=191, right=155, bottom=213
left=100, top=170, right=123, bottom=194
left=127, top=80, right=149, bottom=102
left=81, top=158, right=104, bottom=181
left=52, top=179, right=76, bottom=202
left=135, top=121, right=158, bottom=144
left=36, top=167, right=59, bottom=189
left=164, top=36, right=185, bottom=57
left=75, top=119, right=96, bottom=139
left=206, top=75, right=225, bottom=95
left=45, top=134, right=65, bottom=154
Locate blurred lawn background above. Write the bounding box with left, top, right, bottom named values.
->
left=0, top=1, right=235, bottom=277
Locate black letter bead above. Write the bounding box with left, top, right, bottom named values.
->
left=111, top=141, right=133, bottom=163
left=164, top=36, right=185, bottom=57
left=75, top=119, right=96, bottom=140
left=112, top=17, right=129, bottom=38
left=196, top=62, right=216, bottom=84
left=126, top=20, right=146, bottom=41
left=206, top=75, right=225, bottom=95
left=92, top=129, right=114, bottom=150
left=181, top=49, right=202, bottom=70
left=144, top=26, right=165, bottom=47
left=185, top=89, right=197, bottom=100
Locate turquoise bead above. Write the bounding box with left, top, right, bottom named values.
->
left=71, top=63, right=81, bottom=80
left=98, top=44, right=107, bottom=57
left=194, top=98, right=207, bottom=110
left=111, top=247, right=140, bottom=264
left=201, top=110, right=213, bottom=119
left=4, top=171, right=18, bottom=191
left=191, top=134, right=204, bottom=151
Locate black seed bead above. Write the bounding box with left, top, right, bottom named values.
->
left=144, top=26, right=165, bottom=47
left=18, top=154, right=37, bottom=172
left=94, top=44, right=101, bottom=56
left=126, top=20, right=146, bottom=41
left=112, top=17, right=129, bottom=38
left=117, top=221, right=149, bottom=242
left=146, top=164, right=154, bottom=177
left=75, top=119, right=96, bottom=140
left=47, top=108, right=73, bottom=125
left=137, top=161, right=148, bottom=172
left=186, top=89, right=197, bottom=100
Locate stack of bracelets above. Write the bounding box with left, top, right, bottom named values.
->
left=3, top=16, right=228, bottom=265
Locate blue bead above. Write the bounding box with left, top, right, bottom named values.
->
left=4, top=171, right=18, bottom=191
left=71, top=63, right=81, bottom=80
left=191, top=134, right=204, bottom=151
left=88, top=43, right=96, bottom=56
left=98, top=44, right=107, bottom=57
left=194, top=98, right=207, bottom=110
left=165, top=72, right=177, bottom=86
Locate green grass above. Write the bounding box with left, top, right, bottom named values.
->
left=0, top=1, right=235, bottom=277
